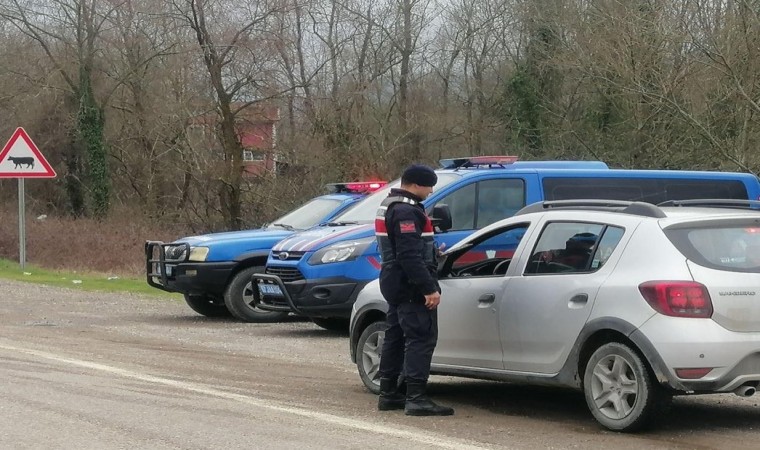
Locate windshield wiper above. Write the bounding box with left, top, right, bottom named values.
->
left=325, top=220, right=359, bottom=226
left=271, top=223, right=295, bottom=231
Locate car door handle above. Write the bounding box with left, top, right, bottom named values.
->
left=568, top=293, right=589, bottom=309
left=478, top=293, right=496, bottom=304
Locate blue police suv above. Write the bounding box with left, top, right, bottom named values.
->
left=252, top=156, right=760, bottom=331
left=145, top=181, right=385, bottom=322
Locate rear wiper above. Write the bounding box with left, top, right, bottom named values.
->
left=271, top=223, right=295, bottom=231
left=325, top=220, right=359, bottom=226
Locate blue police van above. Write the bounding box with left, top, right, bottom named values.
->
left=252, top=156, right=760, bottom=330
left=145, top=181, right=385, bottom=322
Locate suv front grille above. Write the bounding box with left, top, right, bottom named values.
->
left=265, top=266, right=305, bottom=282
left=271, top=250, right=305, bottom=261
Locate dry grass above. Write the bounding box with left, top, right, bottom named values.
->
left=0, top=204, right=192, bottom=278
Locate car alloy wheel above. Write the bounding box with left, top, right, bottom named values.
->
left=356, top=321, right=385, bottom=394
left=583, top=342, right=668, bottom=432
left=589, top=353, right=639, bottom=420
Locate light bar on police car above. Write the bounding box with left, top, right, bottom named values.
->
left=326, top=181, right=388, bottom=194
left=439, top=155, right=519, bottom=169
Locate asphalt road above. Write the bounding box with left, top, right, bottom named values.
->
left=0, top=279, right=758, bottom=449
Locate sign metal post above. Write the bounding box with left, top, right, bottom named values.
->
left=18, top=179, right=25, bottom=269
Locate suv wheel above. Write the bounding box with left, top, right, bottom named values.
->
left=224, top=267, right=289, bottom=323
left=583, top=342, right=669, bottom=432
left=183, top=294, right=230, bottom=317
left=356, top=321, right=385, bottom=394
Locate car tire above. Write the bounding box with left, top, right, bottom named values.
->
left=224, top=267, right=289, bottom=323
left=183, top=294, right=231, bottom=318
left=583, top=342, right=670, bottom=432
left=356, top=321, right=386, bottom=394
left=311, top=317, right=349, bottom=332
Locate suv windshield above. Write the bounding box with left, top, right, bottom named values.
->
left=269, top=198, right=344, bottom=230
left=666, top=223, right=760, bottom=273
left=333, top=173, right=461, bottom=223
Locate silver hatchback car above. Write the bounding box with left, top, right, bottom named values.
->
left=349, top=200, right=760, bottom=431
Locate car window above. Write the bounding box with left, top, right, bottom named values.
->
left=525, top=222, right=613, bottom=275
left=433, top=182, right=476, bottom=231
left=476, top=179, right=525, bottom=228
left=443, top=224, right=529, bottom=277
left=543, top=177, right=748, bottom=203
left=665, top=225, right=760, bottom=273
left=590, top=226, right=625, bottom=270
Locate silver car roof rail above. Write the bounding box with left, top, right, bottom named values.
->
left=515, top=200, right=667, bottom=218
left=657, top=199, right=760, bottom=209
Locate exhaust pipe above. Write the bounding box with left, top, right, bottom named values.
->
left=734, top=385, right=756, bottom=397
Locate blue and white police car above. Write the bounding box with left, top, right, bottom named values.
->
left=145, top=181, right=385, bottom=322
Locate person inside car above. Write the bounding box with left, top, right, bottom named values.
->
left=549, top=232, right=598, bottom=271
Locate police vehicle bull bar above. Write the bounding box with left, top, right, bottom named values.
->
left=145, top=241, right=190, bottom=292
left=145, top=240, right=189, bottom=292
left=250, top=273, right=305, bottom=315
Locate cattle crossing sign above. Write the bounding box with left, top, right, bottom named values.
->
left=0, top=127, right=56, bottom=178
left=0, top=127, right=57, bottom=270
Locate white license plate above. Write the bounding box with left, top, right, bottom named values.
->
left=258, top=283, right=283, bottom=296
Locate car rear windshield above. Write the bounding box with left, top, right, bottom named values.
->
left=665, top=224, right=760, bottom=273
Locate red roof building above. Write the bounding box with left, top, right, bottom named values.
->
left=186, top=103, right=280, bottom=177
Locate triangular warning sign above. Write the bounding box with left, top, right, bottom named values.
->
left=0, top=127, right=56, bottom=178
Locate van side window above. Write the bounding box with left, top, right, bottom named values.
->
left=476, top=179, right=525, bottom=228
left=543, top=178, right=748, bottom=203
left=525, top=222, right=607, bottom=275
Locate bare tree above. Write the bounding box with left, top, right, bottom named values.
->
left=102, top=0, right=188, bottom=215
left=172, top=0, right=284, bottom=230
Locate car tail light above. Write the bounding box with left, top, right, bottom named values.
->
left=638, top=281, right=713, bottom=318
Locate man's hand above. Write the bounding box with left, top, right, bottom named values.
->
left=424, top=291, right=441, bottom=310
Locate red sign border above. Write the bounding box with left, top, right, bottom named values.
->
left=0, top=127, right=57, bottom=178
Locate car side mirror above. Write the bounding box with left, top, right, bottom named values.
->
left=431, top=204, right=452, bottom=232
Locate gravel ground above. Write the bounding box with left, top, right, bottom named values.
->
left=0, top=279, right=758, bottom=449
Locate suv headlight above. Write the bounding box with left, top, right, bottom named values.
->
left=164, top=244, right=189, bottom=261
left=188, top=246, right=210, bottom=262
left=309, top=237, right=375, bottom=265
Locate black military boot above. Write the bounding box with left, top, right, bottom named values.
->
left=404, top=382, right=454, bottom=416
left=377, top=377, right=406, bottom=411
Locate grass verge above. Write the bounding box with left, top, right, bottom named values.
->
left=0, top=258, right=181, bottom=299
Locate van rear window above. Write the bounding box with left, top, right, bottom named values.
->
left=543, top=178, right=748, bottom=204
left=665, top=226, right=760, bottom=273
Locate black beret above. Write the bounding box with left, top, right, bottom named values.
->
left=402, top=164, right=438, bottom=187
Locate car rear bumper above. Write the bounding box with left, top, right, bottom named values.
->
left=638, top=315, right=760, bottom=393
left=252, top=273, right=365, bottom=319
